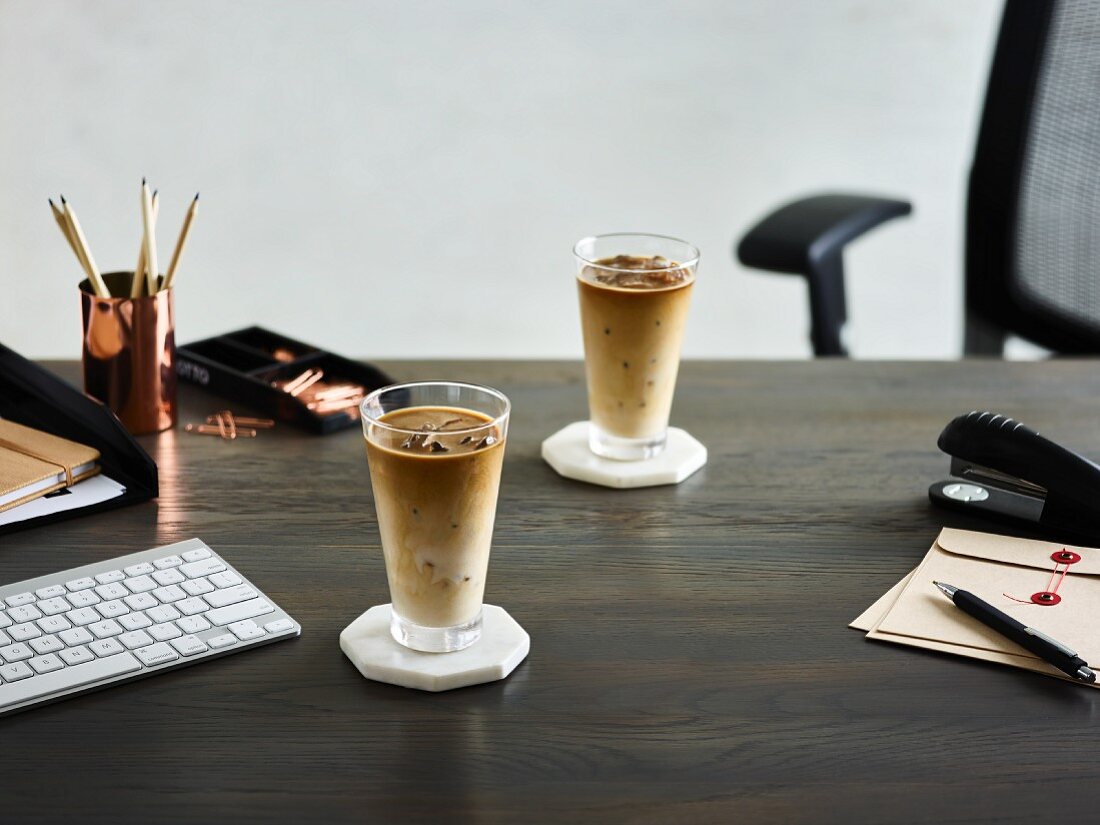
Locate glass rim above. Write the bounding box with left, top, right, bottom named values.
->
left=360, top=380, right=511, bottom=436
left=573, top=232, right=701, bottom=272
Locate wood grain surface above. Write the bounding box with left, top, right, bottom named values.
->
left=3, top=359, right=1100, bottom=824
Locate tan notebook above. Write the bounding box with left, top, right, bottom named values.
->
left=0, top=420, right=100, bottom=513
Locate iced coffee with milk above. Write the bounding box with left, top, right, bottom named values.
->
left=575, top=234, right=698, bottom=460
left=361, top=382, right=510, bottom=652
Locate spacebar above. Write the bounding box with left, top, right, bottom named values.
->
left=0, top=653, right=142, bottom=708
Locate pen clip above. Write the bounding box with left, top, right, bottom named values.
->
left=1024, top=626, right=1079, bottom=659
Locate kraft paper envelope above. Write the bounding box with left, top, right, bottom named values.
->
left=851, top=568, right=1042, bottom=675
left=860, top=528, right=1099, bottom=686
left=850, top=571, right=914, bottom=632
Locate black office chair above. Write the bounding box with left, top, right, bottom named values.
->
left=736, top=0, right=1100, bottom=357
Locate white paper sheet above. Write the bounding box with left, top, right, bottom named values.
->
left=0, top=474, right=126, bottom=527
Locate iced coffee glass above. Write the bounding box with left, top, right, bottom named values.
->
left=361, top=381, right=510, bottom=652
left=575, top=233, right=698, bottom=460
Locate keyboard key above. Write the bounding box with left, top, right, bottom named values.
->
left=153, top=568, right=185, bottom=586
left=0, top=662, right=32, bottom=681
left=8, top=605, right=42, bottom=623
left=146, top=605, right=182, bottom=624
left=154, top=555, right=183, bottom=570
left=95, top=600, right=130, bottom=619
left=65, top=578, right=96, bottom=593
left=134, top=643, right=178, bottom=666
left=119, top=630, right=154, bottom=650
left=264, top=619, right=296, bottom=634
left=59, top=646, right=94, bottom=666
left=5, top=592, right=35, bottom=607
left=1, top=643, right=33, bottom=662
left=181, top=547, right=212, bottom=562
left=204, top=584, right=257, bottom=609
left=29, top=635, right=63, bottom=655
left=181, top=578, right=214, bottom=596
left=124, top=562, right=155, bottom=577
left=176, top=615, right=211, bottom=634
left=89, top=620, right=123, bottom=639
left=208, top=571, right=242, bottom=589
left=59, top=627, right=94, bottom=647
left=66, top=607, right=100, bottom=626
left=0, top=630, right=8, bottom=646
left=175, top=597, right=208, bottom=616
left=94, top=570, right=125, bottom=585
left=0, top=612, right=10, bottom=629
left=124, top=575, right=158, bottom=594
left=0, top=653, right=141, bottom=706
left=207, top=598, right=273, bottom=627
left=88, top=638, right=124, bottom=657
left=36, top=615, right=72, bottom=634
left=180, top=558, right=226, bottom=579
left=37, top=597, right=70, bottom=616
left=170, top=635, right=209, bottom=657
left=29, top=654, right=64, bottom=674
left=118, top=613, right=152, bottom=631
left=152, top=585, right=186, bottom=604
left=9, top=623, right=41, bottom=642
left=35, top=585, right=67, bottom=600
left=148, top=622, right=182, bottom=642
left=66, top=590, right=101, bottom=608
left=95, top=582, right=129, bottom=601
left=207, top=634, right=236, bottom=649
left=123, top=592, right=158, bottom=611
left=228, top=620, right=266, bottom=641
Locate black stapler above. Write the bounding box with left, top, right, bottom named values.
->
left=928, top=410, right=1100, bottom=541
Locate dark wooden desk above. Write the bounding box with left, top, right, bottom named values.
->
left=3, top=360, right=1100, bottom=823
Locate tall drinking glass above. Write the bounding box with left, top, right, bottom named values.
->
left=361, top=381, right=510, bottom=652
left=575, top=233, right=698, bottom=460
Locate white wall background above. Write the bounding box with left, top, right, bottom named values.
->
left=0, top=0, right=1002, bottom=360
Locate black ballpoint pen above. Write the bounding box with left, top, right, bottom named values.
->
left=933, top=581, right=1096, bottom=682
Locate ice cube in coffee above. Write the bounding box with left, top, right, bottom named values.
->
left=575, top=235, right=698, bottom=460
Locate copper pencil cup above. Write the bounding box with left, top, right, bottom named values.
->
left=80, top=271, right=177, bottom=434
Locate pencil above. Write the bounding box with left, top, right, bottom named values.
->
left=60, top=195, right=109, bottom=298
left=132, top=190, right=159, bottom=298
left=48, top=198, right=80, bottom=259
left=140, top=179, right=158, bottom=295
left=161, top=192, right=198, bottom=292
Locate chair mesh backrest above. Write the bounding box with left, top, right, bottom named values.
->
left=1013, top=0, right=1100, bottom=329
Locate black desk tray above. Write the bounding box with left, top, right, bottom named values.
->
left=176, top=326, right=392, bottom=434
left=0, top=342, right=158, bottom=535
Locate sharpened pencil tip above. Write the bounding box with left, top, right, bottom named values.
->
left=194, top=192, right=200, bottom=201
left=60, top=194, right=67, bottom=204
left=141, top=177, right=146, bottom=186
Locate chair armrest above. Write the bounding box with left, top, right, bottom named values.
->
left=737, top=193, right=912, bottom=273
left=735, top=193, right=912, bottom=356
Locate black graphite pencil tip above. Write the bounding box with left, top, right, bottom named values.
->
left=141, top=177, right=146, bottom=186
left=194, top=192, right=200, bottom=201
left=60, top=194, right=67, bottom=204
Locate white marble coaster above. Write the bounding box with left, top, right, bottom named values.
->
left=541, top=421, right=707, bottom=489
left=340, top=604, right=530, bottom=692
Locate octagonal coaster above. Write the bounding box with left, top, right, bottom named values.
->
left=541, top=421, right=707, bottom=489
left=339, top=604, right=529, bottom=692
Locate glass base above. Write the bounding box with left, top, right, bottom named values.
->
left=390, top=608, right=483, bottom=653
left=588, top=423, right=667, bottom=461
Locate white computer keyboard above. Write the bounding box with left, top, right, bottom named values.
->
left=0, top=538, right=300, bottom=715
